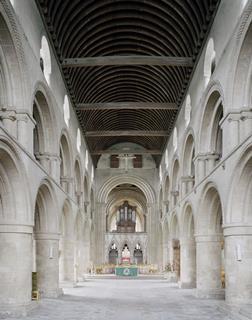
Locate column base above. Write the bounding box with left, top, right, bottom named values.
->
left=164, top=272, right=177, bottom=283
left=59, top=281, right=78, bottom=288
left=196, top=288, right=225, bottom=299
left=179, top=281, right=196, bottom=289
left=40, top=288, right=61, bottom=299
left=0, top=301, right=36, bottom=318
left=217, top=303, right=252, bottom=320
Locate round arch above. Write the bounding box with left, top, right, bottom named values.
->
left=198, top=82, right=224, bottom=154
left=32, top=85, right=57, bottom=159
left=59, top=131, right=73, bottom=192
left=230, top=2, right=252, bottom=108
left=226, top=144, right=252, bottom=224
left=196, top=182, right=223, bottom=235
left=195, top=182, right=225, bottom=297
left=0, top=2, right=27, bottom=109
left=181, top=202, right=195, bottom=239
left=74, top=157, right=82, bottom=205
left=97, top=175, right=155, bottom=204
left=33, top=179, right=59, bottom=234
left=0, top=137, right=31, bottom=223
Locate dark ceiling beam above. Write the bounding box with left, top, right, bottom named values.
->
left=91, top=149, right=162, bottom=155
left=76, top=102, right=178, bottom=111
left=85, top=130, right=168, bottom=137
left=62, top=55, right=194, bottom=68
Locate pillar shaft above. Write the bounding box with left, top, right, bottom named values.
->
left=224, top=227, right=252, bottom=304
left=62, top=239, right=75, bottom=282
left=180, top=239, right=196, bottom=288
left=35, top=233, right=60, bottom=298
left=0, top=226, right=32, bottom=316
left=196, top=235, right=224, bottom=299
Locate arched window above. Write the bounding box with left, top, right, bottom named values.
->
left=171, top=160, right=180, bottom=206
left=85, top=149, right=89, bottom=169
left=185, top=95, right=191, bottom=127
left=204, top=38, right=216, bottom=87
left=76, top=128, right=81, bottom=152
left=40, top=36, right=51, bottom=84
left=212, top=106, right=223, bottom=160
left=173, top=127, right=178, bottom=151
left=165, top=149, right=169, bottom=169
left=63, top=95, right=70, bottom=127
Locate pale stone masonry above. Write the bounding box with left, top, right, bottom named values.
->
left=0, top=0, right=252, bottom=318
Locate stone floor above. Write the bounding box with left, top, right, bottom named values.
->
left=6, top=277, right=238, bottom=320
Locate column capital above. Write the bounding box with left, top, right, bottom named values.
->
left=171, top=190, right=179, bottom=196
left=180, top=176, right=194, bottom=183
left=180, top=237, right=195, bottom=245
left=35, top=152, right=61, bottom=162
left=0, top=110, right=16, bottom=122
left=223, top=224, right=252, bottom=236
left=195, top=234, right=223, bottom=242
left=60, top=176, right=74, bottom=183
left=0, top=224, right=33, bottom=234
left=34, top=232, right=60, bottom=240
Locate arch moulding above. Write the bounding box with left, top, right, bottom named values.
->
left=97, top=175, right=156, bottom=205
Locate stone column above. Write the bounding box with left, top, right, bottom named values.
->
left=60, top=177, right=74, bottom=196
left=181, top=177, right=195, bottom=197
left=62, top=238, right=75, bottom=282
left=220, top=113, right=240, bottom=157
left=78, top=242, right=86, bottom=276
left=196, top=235, right=224, bottom=299
left=0, top=109, right=17, bottom=138
left=180, top=238, right=196, bottom=288
left=49, top=155, right=61, bottom=183
left=205, top=153, right=220, bottom=174
left=16, top=112, right=36, bottom=154
left=146, top=203, right=155, bottom=264
left=224, top=226, right=252, bottom=304
left=163, top=242, right=169, bottom=270
left=0, top=225, right=33, bottom=316
left=171, top=191, right=179, bottom=208
left=240, top=109, right=252, bottom=140
left=194, top=154, right=206, bottom=183
left=95, top=202, right=105, bottom=265
left=35, top=233, right=60, bottom=298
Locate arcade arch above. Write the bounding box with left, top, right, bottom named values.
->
left=180, top=204, right=196, bottom=288
left=59, top=200, right=74, bottom=282
left=196, top=184, right=224, bottom=299
left=33, top=89, right=56, bottom=168
left=59, top=133, right=72, bottom=193
left=33, top=181, right=59, bottom=298
left=181, top=133, right=195, bottom=195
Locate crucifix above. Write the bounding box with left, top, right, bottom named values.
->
left=117, top=153, right=136, bottom=172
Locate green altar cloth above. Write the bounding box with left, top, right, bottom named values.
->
left=115, top=266, right=138, bottom=276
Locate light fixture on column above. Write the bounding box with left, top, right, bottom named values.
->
left=236, top=244, right=242, bottom=261
left=49, top=246, right=54, bottom=259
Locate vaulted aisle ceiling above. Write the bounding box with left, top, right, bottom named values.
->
left=36, top=0, right=220, bottom=166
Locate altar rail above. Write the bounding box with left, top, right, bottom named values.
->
left=95, top=264, right=158, bottom=275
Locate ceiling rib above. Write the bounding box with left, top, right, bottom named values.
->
left=62, top=56, right=194, bottom=68
left=85, top=130, right=168, bottom=137
left=76, top=102, right=178, bottom=111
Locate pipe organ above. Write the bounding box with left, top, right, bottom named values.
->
left=116, top=201, right=136, bottom=233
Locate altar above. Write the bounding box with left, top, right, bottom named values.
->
left=115, top=266, right=138, bottom=277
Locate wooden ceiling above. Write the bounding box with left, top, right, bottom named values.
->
left=36, top=0, right=220, bottom=166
